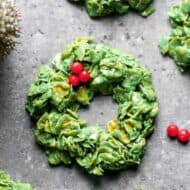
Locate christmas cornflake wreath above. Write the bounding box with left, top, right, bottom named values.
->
left=69, top=0, right=155, bottom=17
left=26, top=37, right=158, bottom=176
left=0, top=170, right=32, bottom=190
left=159, top=0, right=190, bottom=72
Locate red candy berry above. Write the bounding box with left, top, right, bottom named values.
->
left=68, top=75, right=80, bottom=87
left=177, top=129, right=189, bottom=143
left=79, top=70, right=90, bottom=83
left=167, top=124, right=179, bottom=138
left=70, top=62, right=83, bottom=74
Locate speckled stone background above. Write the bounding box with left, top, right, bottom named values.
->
left=0, top=0, right=190, bottom=190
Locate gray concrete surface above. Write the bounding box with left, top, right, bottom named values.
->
left=0, top=0, right=190, bottom=189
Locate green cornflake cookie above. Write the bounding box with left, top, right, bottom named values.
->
left=69, top=0, right=155, bottom=17
left=159, top=0, right=190, bottom=72
left=0, top=170, right=32, bottom=190
left=26, top=37, right=158, bottom=176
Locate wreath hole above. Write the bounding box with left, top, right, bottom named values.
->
left=79, top=96, right=117, bottom=130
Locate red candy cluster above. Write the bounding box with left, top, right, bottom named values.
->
left=68, top=62, right=90, bottom=87
left=167, top=124, right=190, bottom=143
